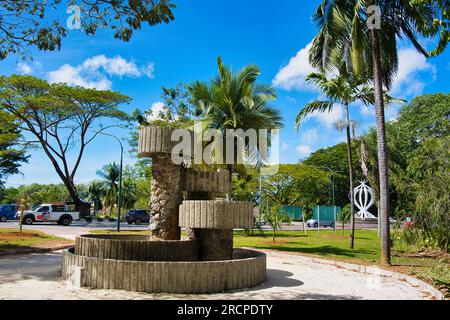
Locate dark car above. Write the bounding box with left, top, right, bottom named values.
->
left=125, top=209, right=150, bottom=225
left=0, top=204, right=18, bottom=222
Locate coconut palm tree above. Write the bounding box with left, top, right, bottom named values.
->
left=88, top=180, right=104, bottom=215
left=96, top=163, right=120, bottom=218
left=189, top=57, right=283, bottom=197
left=295, top=71, right=378, bottom=248
left=308, top=0, right=442, bottom=265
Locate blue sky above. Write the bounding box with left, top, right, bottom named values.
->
left=2, top=0, right=449, bottom=186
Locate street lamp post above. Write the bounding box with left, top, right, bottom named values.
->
left=94, top=131, right=124, bottom=233
left=325, top=166, right=338, bottom=233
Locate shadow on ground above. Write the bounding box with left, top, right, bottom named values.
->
left=0, top=252, right=62, bottom=284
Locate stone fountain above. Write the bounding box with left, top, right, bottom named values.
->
left=62, top=126, right=266, bottom=293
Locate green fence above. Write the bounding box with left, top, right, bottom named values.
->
left=313, top=205, right=341, bottom=221
left=279, top=205, right=303, bottom=221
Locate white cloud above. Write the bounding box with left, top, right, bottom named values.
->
left=146, top=102, right=166, bottom=121
left=391, top=47, right=436, bottom=96
left=17, top=62, right=32, bottom=75
left=47, top=55, right=155, bottom=90
left=81, top=55, right=142, bottom=77
left=48, top=64, right=112, bottom=90
left=272, top=42, right=316, bottom=91
left=304, top=105, right=343, bottom=128
left=300, top=129, right=318, bottom=144
left=281, top=142, right=289, bottom=151
left=142, top=63, right=155, bottom=79
left=360, top=104, right=375, bottom=117
left=296, top=145, right=312, bottom=158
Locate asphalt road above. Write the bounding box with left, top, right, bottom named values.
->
left=0, top=221, right=149, bottom=240
left=0, top=220, right=379, bottom=240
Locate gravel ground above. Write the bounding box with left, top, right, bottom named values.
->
left=0, top=250, right=438, bottom=300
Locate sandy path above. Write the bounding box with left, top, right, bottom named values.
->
left=0, top=250, right=439, bottom=300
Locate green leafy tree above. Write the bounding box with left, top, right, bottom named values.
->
left=88, top=181, right=105, bottom=215
left=362, top=93, right=449, bottom=251
left=134, top=84, right=199, bottom=128
left=96, top=163, right=120, bottom=218
left=189, top=57, right=283, bottom=194
left=310, top=0, right=443, bottom=265
left=0, top=0, right=176, bottom=60
left=120, top=165, right=141, bottom=211
left=0, top=110, right=28, bottom=190
left=407, top=136, right=449, bottom=251
left=263, top=164, right=330, bottom=216
left=262, top=202, right=289, bottom=243
left=0, top=75, right=129, bottom=208
left=303, top=143, right=361, bottom=209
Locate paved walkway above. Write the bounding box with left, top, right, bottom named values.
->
left=0, top=249, right=439, bottom=300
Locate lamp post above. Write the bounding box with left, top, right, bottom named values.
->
left=94, top=131, right=124, bottom=233
left=325, top=166, right=342, bottom=233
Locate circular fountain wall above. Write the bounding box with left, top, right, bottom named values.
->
left=63, top=235, right=266, bottom=294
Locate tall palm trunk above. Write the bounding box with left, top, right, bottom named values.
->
left=371, top=28, right=391, bottom=265
left=344, top=104, right=356, bottom=249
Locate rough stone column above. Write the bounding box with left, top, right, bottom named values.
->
left=194, top=229, right=233, bottom=261
left=186, top=190, right=233, bottom=261
left=150, top=153, right=182, bottom=240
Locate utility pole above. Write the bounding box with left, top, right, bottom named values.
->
left=94, top=131, right=124, bottom=232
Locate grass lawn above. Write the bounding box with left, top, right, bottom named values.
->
left=89, top=228, right=449, bottom=296
left=234, top=229, right=449, bottom=296
left=0, top=228, right=73, bottom=254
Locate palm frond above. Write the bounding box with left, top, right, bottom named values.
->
left=295, top=100, right=334, bottom=130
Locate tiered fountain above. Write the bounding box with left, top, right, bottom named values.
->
left=62, top=126, right=266, bottom=293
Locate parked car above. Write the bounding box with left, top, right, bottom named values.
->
left=21, top=203, right=82, bottom=226
left=0, top=204, right=17, bottom=222
left=125, top=209, right=150, bottom=225
left=306, top=219, right=335, bottom=228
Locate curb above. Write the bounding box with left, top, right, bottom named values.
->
left=257, top=248, right=445, bottom=300
left=0, top=244, right=75, bottom=257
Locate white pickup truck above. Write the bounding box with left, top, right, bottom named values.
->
left=21, top=203, right=80, bottom=226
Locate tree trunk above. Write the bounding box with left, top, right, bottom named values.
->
left=371, top=28, right=391, bottom=266
left=150, top=153, right=182, bottom=240
left=345, top=105, right=356, bottom=249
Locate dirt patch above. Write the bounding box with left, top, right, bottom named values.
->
left=258, top=240, right=289, bottom=245
left=33, top=240, right=73, bottom=248
left=394, top=250, right=450, bottom=260
left=0, top=232, right=41, bottom=240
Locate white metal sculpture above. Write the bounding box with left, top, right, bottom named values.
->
left=354, top=180, right=376, bottom=219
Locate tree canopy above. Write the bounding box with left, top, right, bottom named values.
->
left=0, top=109, right=28, bottom=188
left=0, top=0, right=176, bottom=60
left=0, top=75, right=130, bottom=206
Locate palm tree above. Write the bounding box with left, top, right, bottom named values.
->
left=189, top=57, right=283, bottom=197
left=96, top=163, right=120, bottom=218
left=88, top=181, right=104, bottom=215
left=308, top=0, right=441, bottom=265
left=295, top=71, right=376, bottom=248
